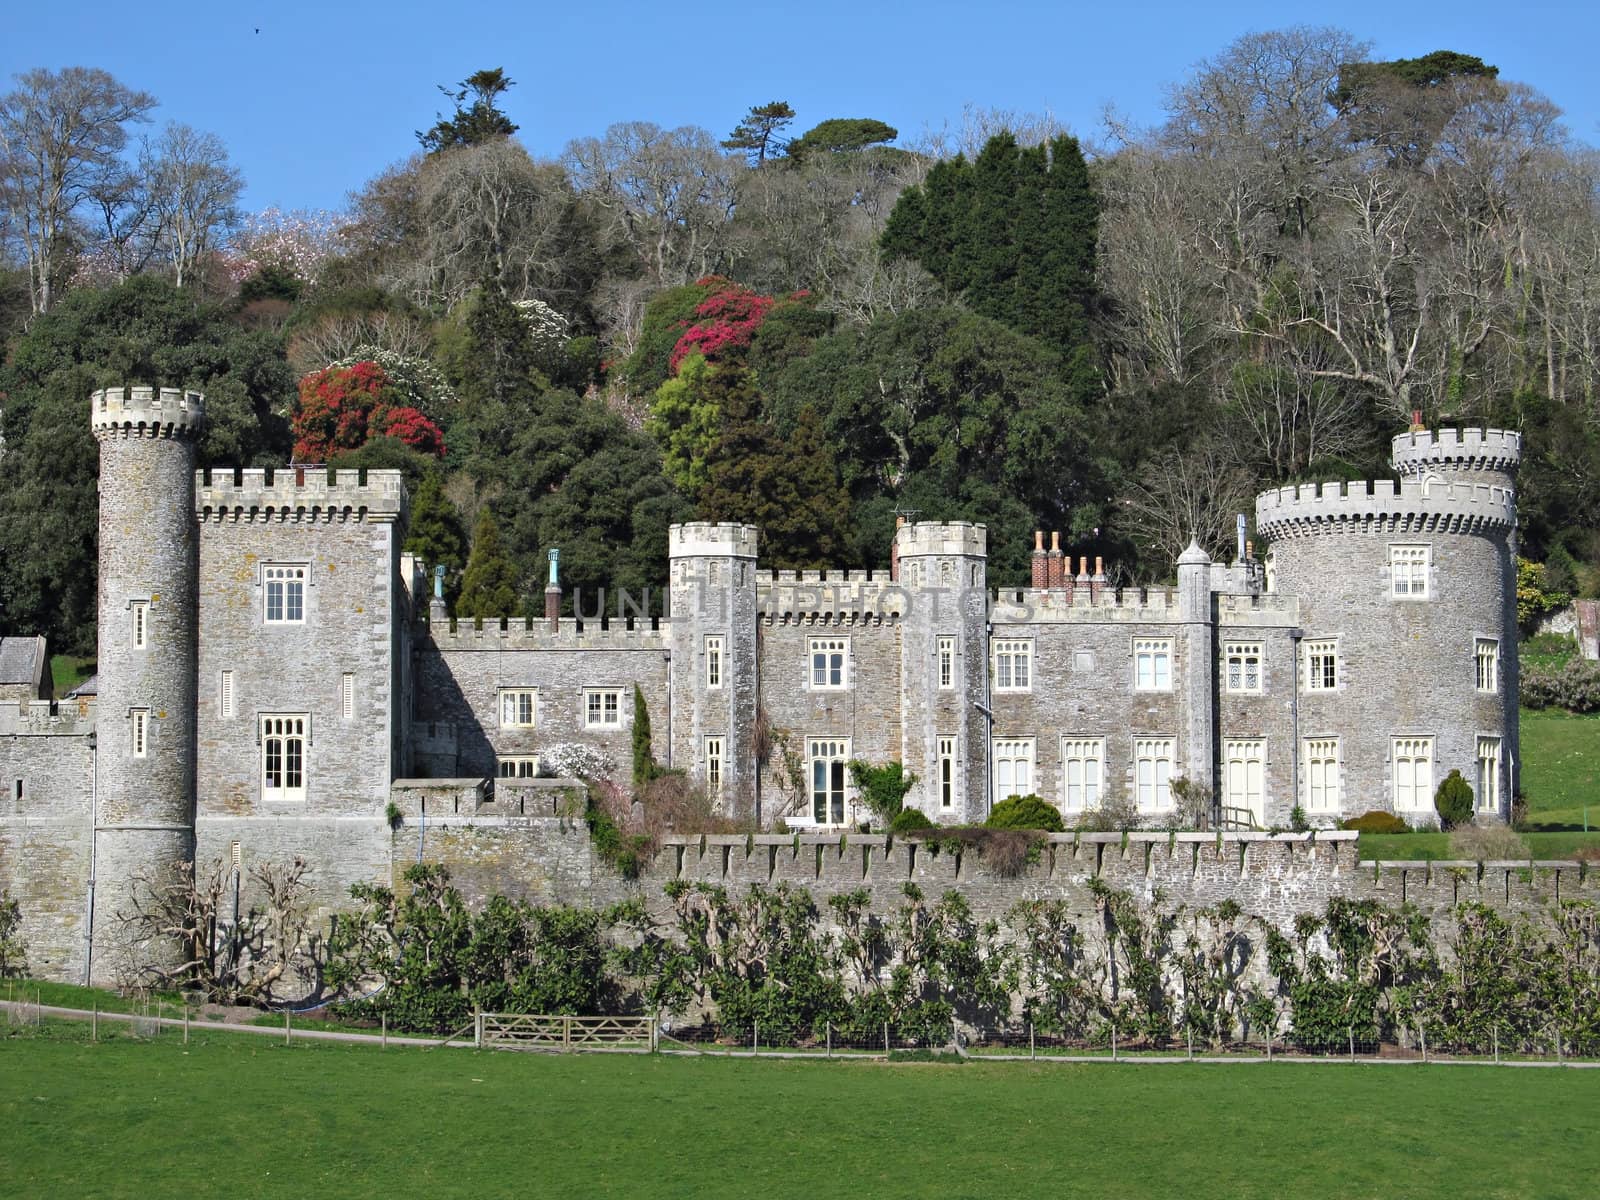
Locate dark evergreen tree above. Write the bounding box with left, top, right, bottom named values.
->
left=695, top=368, right=848, bottom=569
left=456, top=508, right=521, bottom=620
left=881, top=133, right=1098, bottom=354
left=787, top=117, right=898, bottom=159
left=722, top=101, right=796, bottom=166
left=403, top=473, right=470, bottom=605
left=417, top=68, right=518, bottom=153
left=631, top=684, right=658, bottom=786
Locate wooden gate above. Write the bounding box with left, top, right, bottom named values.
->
left=477, top=1013, right=657, bottom=1053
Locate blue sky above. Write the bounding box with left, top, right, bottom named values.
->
left=6, top=1, right=1597, bottom=213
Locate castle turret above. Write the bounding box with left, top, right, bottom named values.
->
left=1256, top=426, right=1519, bottom=826
left=897, top=522, right=989, bottom=822
left=89, top=386, right=204, bottom=980
left=668, top=523, right=759, bottom=820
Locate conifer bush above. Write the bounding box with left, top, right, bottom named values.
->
left=1434, top=769, right=1475, bottom=830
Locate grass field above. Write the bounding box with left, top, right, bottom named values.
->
left=46, top=655, right=93, bottom=699
left=3, top=1024, right=1597, bottom=1199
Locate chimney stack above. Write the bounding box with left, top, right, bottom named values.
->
left=1047, top=531, right=1065, bottom=590
left=1090, top=555, right=1106, bottom=604
left=1031, top=530, right=1048, bottom=589
left=1410, top=408, right=1425, bottom=432
left=545, top=548, right=562, bottom=632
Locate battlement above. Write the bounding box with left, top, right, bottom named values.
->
left=421, top=614, right=670, bottom=652
left=669, top=522, right=759, bottom=560
left=0, top=698, right=96, bottom=736
left=758, top=577, right=908, bottom=621
left=195, top=467, right=407, bottom=524
left=1255, top=476, right=1516, bottom=541
left=990, top=585, right=1179, bottom=623
left=895, top=520, right=987, bottom=558
left=1391, top=427, right=1521, bottom=478
left=89, top=385, right=205, bottom=440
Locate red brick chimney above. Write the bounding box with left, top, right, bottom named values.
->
left=1090, top=555, right=1105, bottom=604
left=1047, top=531, right=1064, bottom=590
left=1031, top=530, right=1048, bottom=589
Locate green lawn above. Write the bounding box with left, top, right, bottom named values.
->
left=46, top=655, right=93, bottom=699
left=1359, top=831, right=1600, bottom=861
left=3, top=1025, right=1597, bottom=1198
left=1519, top=706, right=1600, bottom=831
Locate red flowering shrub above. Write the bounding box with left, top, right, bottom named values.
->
left=292, top=362, right=447, bottom=462
left=668, top=281, right=778, bottom=373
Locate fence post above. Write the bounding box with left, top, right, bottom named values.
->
left=753, top=1021, right=758, bottom=1056
left=826, top=1020, right=832, bottom=1059
left=474, top=1008, right=482, bottom=1049
left=1347, top=1027, right=1354, bottom=1062
left=1031, top=1022, right=1036, bottom=1061
left=1557, top=1028, right=1564, bottom=1065
left=1267, top=1033, right=1273, bottom=1062
left=1420, top=1024, right=1427, bottom=1063
left=564, top=1015, right=572, bottom=1053
left=1493, top=1024, right=1499, bottom=1065
left=650, top=1017, right=658, bottom=1054
left=382, top=1013, right=387, bottom=1050
left=183, top=1003, right=189, bottom=1046
left=92, top=1002, right=98, bottom=1044
left=284, top=1010, right=291, bottom=1046
left=1187, top=1027, right=1193, bottom=1061
left=884, top=1021, right=890, bottom=1057
left=1111, top=1027, right=1118, bottom=1062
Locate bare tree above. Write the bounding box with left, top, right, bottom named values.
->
left=563, top=121, right=738, bottom=286
left=110, top=856, right=319, bottom=1004
left=142, top=122, right=243, bottom=289
left=1120, top=443, right=1255, bottom=569
left=0, top=67, right=156, bottom=313
left=1220, top=353, right=1366, bottom=478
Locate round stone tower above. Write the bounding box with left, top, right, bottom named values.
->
left=1256, top=427, right=1520, bottom=827
left=89, top=385, right=204, bottom=981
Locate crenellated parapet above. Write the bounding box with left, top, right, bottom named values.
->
left=421, top=615, right=670, bottom=652
left=1255, top=477, right=1516, bottom=541
left=90, top=385, right=205, bottom=441
left=669, top=521, right=759, bottom=560
left=895, top=520, right=987, bottom=559
left=758, top=575, right=908, bottom=622
left=195, top=467, right=407, bottom=525
left=0, top=698, right=96, bottom=736
left=1391, top=427, right=1521, bottom=480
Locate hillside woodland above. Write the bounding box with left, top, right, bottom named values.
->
left=2, top=33, right=1598, bottom=654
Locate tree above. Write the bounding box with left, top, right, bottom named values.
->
left=695, top=367, right=849, bottom=569
left=722, top=101, right=795, bottom=166
left=403, top=473, right=469, bottom=603
left=1334, top=51, right=1500, bottom=168
left=291, top=362, right=445, bottom=462
left=632, top=684, right=658, bottom=787
left=457, top=507, right=521, bottom=619
left=788, top=118, right=898, bottom=159
left=883, top=133, right=1098, bottom=352
left=417, top=68, right=518, bottom=153
left=0, top=67, right=157, bottom=313
left=1434, top=769, right=1475, bottom=830
left=141, top=122, right=243, bottom=289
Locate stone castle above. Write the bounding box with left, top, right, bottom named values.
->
left=0, top=385, right=1523, bottom=983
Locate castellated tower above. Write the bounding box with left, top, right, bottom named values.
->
left=668, top=523, right=759, bottom=821
left=1256, top=427, right=1520, bottom=825
left=897, top=522, right=990, bottom=823
left=89, top=385, right=204, bottom=980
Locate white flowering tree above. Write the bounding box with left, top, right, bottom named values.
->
left=330, top=346, right=460, bottom=423
left=538, top=743, right=613, bottom=781
left=512, top=297, right=572, bottom=358
left=227, top=207, right=347, bottom=288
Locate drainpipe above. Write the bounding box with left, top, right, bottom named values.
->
left=83, top=731, right=97, bottom=987
left=1290, top=628, right=1303, bottom=822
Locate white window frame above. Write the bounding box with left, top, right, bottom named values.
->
left=937, top=736, right=957, bottom=810
left=219, top=670, right=235, bottom=720
left=1390, top=545, right=1430, bottom=600
left=1223, top=738, right=1266, bottom=824
left=1392, top=737, right=1435, bottom=812
left=1061, top=737, right=1104, bottom=812
left=131, top=708, right=149, bottom=759
left=584, top=688, right=624, bottom=729
left=497, top=755, right=539, bottom=779
left=1305, top=738, right=1340, bottom=813
left=992, top=738, right=1036, bottom=802
left=1133, top=737, right=1174, bottom=812
left=705, top=736, right=724, bottom=796
left=807, top=738, right=852, bottom=825
left=264, top=564, right=308, bottom=624
left=341, top=672, right=355, bottom=721
left=808, top=637, right=849, bottom=691
left=498, top=688, right=538, bottom=729
left=1305, top=639, right=1338, bottom=691
left=131, top=600, right=149, bottom=650
left=1223, top=642, right=1262, bottom=694
left=261, top=713, right=308, bottom=803
left=1134, top=639, right=1173, bottom=692
left=1476, top=639, right=1499, bottom=694
left=705, top=636, right=723, bottom=690
left=993, top=639, right=1033, bottom=693
left=1476, top=736, right=1502, bottom=813
left=937, top=636, right=956, bottom=690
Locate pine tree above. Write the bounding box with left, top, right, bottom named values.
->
left=403, top=473, right=469, bottom=605
left=721, top=101, right=796, bottom=166
left=456, top=508, right=521, bottom=620
left=697, top=369, right=847, bottom=568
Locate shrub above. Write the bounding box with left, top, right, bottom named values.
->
left=1448, top=824, right=1529, bottom=861
left=1520, top=658, right=1600, bottom=713
left=986, top=794, right=1066, bottom=833
left=1074, top=788, right=1141, bottom=833
left=890, top=807, right=935, bottom=834
left=0, top=889, right=26, bottom=979
left=1341, top=810, right=1411, bottom=834
left=849, top=760, right=917, bottom=823
left=1434, top=769, right=1474, bottom=830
